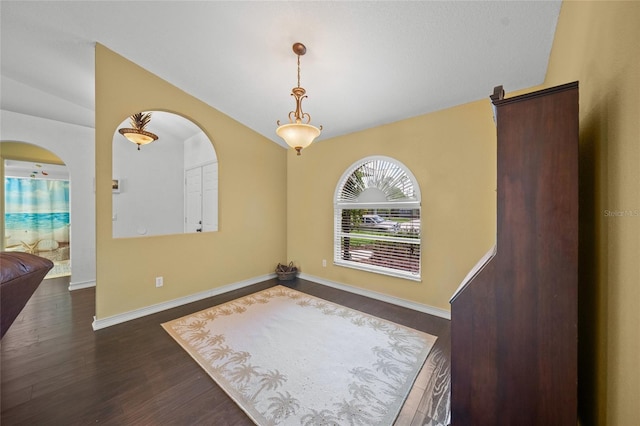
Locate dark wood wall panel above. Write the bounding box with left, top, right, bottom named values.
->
left=450, top=82, right=579, bottom=425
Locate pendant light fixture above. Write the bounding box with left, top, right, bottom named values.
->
left=118, top=112, right=158, bottom=150
left=276, top=42, right=322, bottom=155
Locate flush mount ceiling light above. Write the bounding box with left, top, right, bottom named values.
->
left=118, top=112, right=158, bottom=150
left=276, top=42, right=322, bottom=156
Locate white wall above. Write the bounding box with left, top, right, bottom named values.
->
left=184, top=131, right=217, bottom=167
left=112, top=130, right=184, bottom=237
left=0, top=110, right=96, bottom=289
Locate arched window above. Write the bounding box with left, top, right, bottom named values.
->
left=334, top=156, right=421, bottom=280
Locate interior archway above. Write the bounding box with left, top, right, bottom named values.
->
left=112, top=111, right=218, bottom=238
left=1, top=142, right=71, bottom=278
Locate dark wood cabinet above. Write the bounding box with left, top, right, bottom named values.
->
left=450, top=82, right=579, bottom=425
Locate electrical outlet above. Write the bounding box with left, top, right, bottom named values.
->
left=155, top=276, right=163, bottom=288
left=322, top=259, right=327, bottom=267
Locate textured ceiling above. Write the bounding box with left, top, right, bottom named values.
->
left=0, top=1, right=562, bottom=147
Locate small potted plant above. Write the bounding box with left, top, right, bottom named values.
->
left=275, top=262, right=299, bottom=281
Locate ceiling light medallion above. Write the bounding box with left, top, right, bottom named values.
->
left=276, top=42, right=322, bottom=155
left=118, top=112, right=158, bottom=150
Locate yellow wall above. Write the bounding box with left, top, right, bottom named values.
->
left=545, top=2, right=640, bottom=425
left=287, top=99, right=497, bottom=311
left=95, top=45, right=287, bottom=319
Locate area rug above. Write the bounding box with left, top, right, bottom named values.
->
left=162, top=285, right=437, bottom=425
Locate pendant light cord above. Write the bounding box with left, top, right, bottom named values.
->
left=297, top=54, right=301, bottom=88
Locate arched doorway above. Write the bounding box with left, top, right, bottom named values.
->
left=1, top=142, right=71, bottom=278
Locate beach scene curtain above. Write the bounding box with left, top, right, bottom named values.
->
left=4, top=177, right=70, bottom=276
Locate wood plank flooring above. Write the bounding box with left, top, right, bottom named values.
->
left=1, top=277, right=450, bottom=425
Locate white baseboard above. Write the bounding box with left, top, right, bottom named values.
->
left=92, top=273, right=276, bottom=330
left=69, top=279, right=96, bottom=291
left=91, top=271, right=450, bottom=331
left=299, top=273, right=451, bottom=320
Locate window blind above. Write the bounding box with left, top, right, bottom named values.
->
left=333, top=156, right=422, bottom=281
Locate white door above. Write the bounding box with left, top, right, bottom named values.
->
left=202, top=162, right=218, bottom=231
left=185, top=167, right=202, bottom=233
left=185, top=162, right=218, bottom=233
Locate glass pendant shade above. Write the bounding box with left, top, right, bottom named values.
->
left=276, top=122, right=321, bottom=155
left=118, top=129, right=158, bottom=146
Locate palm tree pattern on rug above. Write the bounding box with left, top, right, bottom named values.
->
left=163, top=286, right=436, bottom=425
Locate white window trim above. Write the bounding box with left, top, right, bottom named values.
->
left=333, top=156, right=422, bottom=281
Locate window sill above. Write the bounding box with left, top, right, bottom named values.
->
left=334, top=260, right=421, bottom=282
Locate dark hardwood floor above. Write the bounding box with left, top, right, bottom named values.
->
left=1, top=276, right=450, bottom=425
